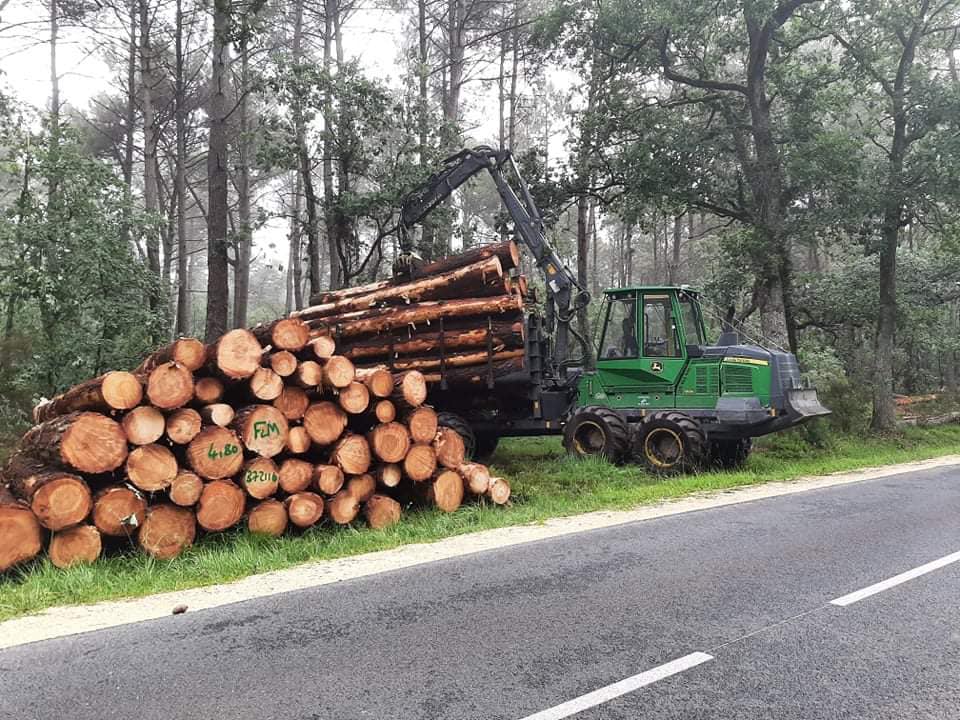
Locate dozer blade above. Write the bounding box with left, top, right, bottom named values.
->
left=785, top=388, right=831, bottom=419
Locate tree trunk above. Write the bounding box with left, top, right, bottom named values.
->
left=140, top=0, right=162, bottom=318
left=286, top=171, right=304, bottom=314
left=338, top=320, right=523, bottom=361
left=205, top=0, right=231, bottom=341
left=174, top=0, right=191, bottom=336
left=233, top=25, right=252, bottom=329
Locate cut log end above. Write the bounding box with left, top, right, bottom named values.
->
left=146, top=361, right=195, bottom=410
left=29, top=473, right=93, bottom=531
left=168, top=471, right=204, bottom=507
left=363, top=494, right=402, bottom=530
left=302, top=401, right=348, bottom=445
left=166, top=407, right=202, bottom=445
left=374, top=400, right=396, bottom=423
left=100, top=371, right=144, bottom=411
left=138, top=504, right=196, bottom=560
left=428, top=469, right=464, bottom=513
left=123, top=405, right=166, bottom=445
left=434, top=426, right=466, bottom=469
left=395, top=371, right=428, bottom=409
left=240, top=457, right=280, bottom=500
left=194, top=376, right=225, bottom=404
left=403, top=443, right=437, bottom=482
left=93, top=486, right=147, bottom=537
left=345, top=473, right=376, bottom=503
left=270, top=317, right=311, bottom=350
left=273, top=386, right=310, bottom=421
left=247, top=499, right=288, bottom=537
left=356, top=367, right=394, bottom=398
left=49, top=525, right=102, bottom=568
left=377, top=463, right=402, bottom=488
left=338, top=381, right=370, bottom=415
left=459, top=462, right=492, bottom=495
left=285, top=492, right=324, bottom=528
left=487, top=477, right=511, bottom=505
left=187, top=426, right=244, bottom=480
left=211, top=329, right=263, bottom=380
left=314, top=464, right=345, bottom=495
left=286, top=426, right=312, bottom=454
left=324, top=356, right=356, bottom=388
left=294, top=360, right=324, bottom=387
left=0, top=488, right=43, bottom=572
left=332, top=434, right=372, bottom=475
left=250, top=367, right=284, bottom=401
left=406, top=406, right=438, bottom=444
left=199, top=403, right=236, bottom=427
left=310, top=335, right=337, bottom=360
left=197, top=480, right=246, bottom=532
left=232, top=405, right=289, bottom=458
left=24, top=412, right=128, bottom=474
left=126, top=444, right=178, bottom=492
left=278, top=458, right=314, bottom=494
left=327, top=490, right=360, bottom=525
left=268, top=350, right=298, bottom=377
left=369, top=422, right=411, bottom=464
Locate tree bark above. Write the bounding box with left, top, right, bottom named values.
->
left=33, top=371, right=142, bottom=423
left=19, top=412, right=127, bottom=474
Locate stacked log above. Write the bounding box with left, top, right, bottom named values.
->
left=294, top=241, right=529, bottom=387
left=0, top=249, right=515, bottom=572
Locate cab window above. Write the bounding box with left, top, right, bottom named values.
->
left=599, top=295, right=638, bottom=359
left=643, top=295, right=681, bottom=358
left=679, top=294, right=704, bottom=345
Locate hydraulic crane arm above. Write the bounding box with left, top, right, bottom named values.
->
left=396, top=146, right=590, bottom=368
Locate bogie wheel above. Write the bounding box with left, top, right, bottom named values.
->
left=709, top=438, right=752, bottom=470
left=562, top=406, right=630, bottom=464
left=436, top=412, right=477, bottom=459
left=633, top=411, right=706, bottom=474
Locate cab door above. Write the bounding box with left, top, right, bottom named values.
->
left=638, top=293, right=687, bottom=391
left=594, top=292, right=646, bottom=392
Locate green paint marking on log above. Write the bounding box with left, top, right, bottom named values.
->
left=244, top=469, right=278, bottom=484
left=253, top=420, right=280, bottom=439
left=207, top=443, right=239, bottom=460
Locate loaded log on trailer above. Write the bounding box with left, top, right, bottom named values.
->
left=301, top=146, right=829, bottom=469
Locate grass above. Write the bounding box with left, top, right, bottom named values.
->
left=1, top=424, right=959, bottom=622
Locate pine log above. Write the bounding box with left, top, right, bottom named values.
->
left=231, top=405, right=289, bottom=458
left=138, top=504, right=196, bottom=560
left=49, top=525, right=102, bottom=568
left=286, top=426, right=312, bottom=454
left=19, top=412, right=127, bottom=474
left=363, top=494, right=402, bottom=529
left=135, top=337, right=206, bottom=374
left=302, top=401, right=348, bottom=445
left=406, top=406, right=438, bottom=444
left=459, top=462, right=492, bottom=495
left=387, top=348, right=525, bottom=373
left=487, top=477, right=511, bottom=505
left=306, top=241, right=519, bottom=307
left=376, top=463, right=402, bottom=488
left=92, top=485, right=147, bottom=537
left=197, top=480, right=246, bottom=531
left=33, top=371, right=143, bottom=423
left=240, top=457, right=280, bottom=499
left=338, top=381, right=370, bottom=415
left=426, top=469, right=464, bottom=513
left=434, top=426, right=466, bottom=469
left=309, top=335, right=337, bottom=360
left=284, top=492, right=324, bottom=528
left=369, top=422, right=411, bottom=463
left=298, top=256, right=506, bottom=320
left=207, top=328, right=263, bottom=380
left=331, top=434, right=371, bottom=475
left=374, top=400, right=396, bottom=423
left=122, top=406, right=166, bottom=445
left=326, top=490, right=360, bottom=525
left=269, top=350, right=298, bottom=377
left=249, top=367, right=284, bottom=401
left=199, top=403, right=236, bottom=427
left=278, top=458, right=314, bottom=494
left=293, top=360, right=324, bottom=387
left=126, top=444, right=178, bottom=492
left=0, top=484, right=43, bottom=571
left=168, top=471, right=204, bottom=507
left=355, top=367, right=394, bottom=398
left=314, top=464, right=345, bottom=495
left=323, top=356, right=355, bottom=388
left=194, top=376, right=225, bottom=404
left=250, top=317, right=311, bottom=351
left=273, top=386, right=310, bottom=421
left=146, top=361, right=195, bottom=409
left=337, top=320, right=524, bottom=361
left=186, top=426, right=244, bottom=480
left=345, top=473, right=376, bottom=503
left=308, top=295, right=523, bottom=339
left=166, top=408, right=202, bottom=445
left=403, top=443, right=437, bottom=482
left=8, top=468, right=92, bottom=532
left=394, top=370, right=427, bottom=409
left=422, top=357, right=524, bottom=385
left=247, top=499, right=288, bottom=537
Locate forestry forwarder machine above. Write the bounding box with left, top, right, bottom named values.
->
left=394, top=146, right=830, bottom=473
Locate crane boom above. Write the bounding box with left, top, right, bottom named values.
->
left=396, top=146, right=589, bottom=367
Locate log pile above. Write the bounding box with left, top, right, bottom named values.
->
left=0, top=242, right=522, bottom=573
left=293, top=240, right=529, bottom=386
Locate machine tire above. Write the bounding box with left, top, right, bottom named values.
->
left=633, top=411, right=706, bottom=474
left=437, top=412, right=478, bottom=460
left=708, top=438, right=752, bottom=470
left=473, top=432, right=500, bottom=461
left=562, top=406, right=630, bottom=464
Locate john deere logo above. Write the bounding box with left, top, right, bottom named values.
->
left=651, top=361, right=663, bottom=373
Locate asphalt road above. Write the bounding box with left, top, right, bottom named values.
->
left=2, top=465, right=960, bottom=720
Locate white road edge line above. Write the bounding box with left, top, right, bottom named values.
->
left=831, top=549, right=960, bottom=607
left=518, top=652, right=714, bottom=720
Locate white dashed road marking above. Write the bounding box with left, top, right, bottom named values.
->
left=831, top=549, right=960, bottom=607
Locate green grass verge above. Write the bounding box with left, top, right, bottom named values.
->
left=1, top=424, right=959, bottom=622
